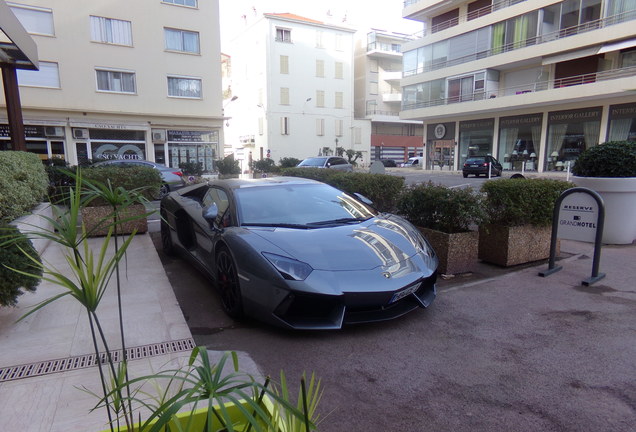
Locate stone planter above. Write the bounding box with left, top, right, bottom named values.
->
left=478, top=224, right=557, bottom=267
left=81, top=204, right=147, bottom=237
left=10, top=202, right=54, bottom=254
left=418, top=227, right=478, bottom=275
left=572, top=176, right=636, bottom=245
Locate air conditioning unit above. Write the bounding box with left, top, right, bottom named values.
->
left=152, top=129, right=167, bottom=143
left=72, top=128, right=89, bottom=140
left=45, top=126, right=65, bottom=137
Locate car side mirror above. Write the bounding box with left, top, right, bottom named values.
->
left=203, top=203, right=218, bottom=221
left=326, top=162, right=332, bottom=167
left=354, top=193, right=374, bottom=206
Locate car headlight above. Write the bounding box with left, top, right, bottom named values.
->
left=262, top=252, right=313, bottom=281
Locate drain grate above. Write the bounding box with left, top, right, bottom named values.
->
left=0, top=338, right=196, bottom=383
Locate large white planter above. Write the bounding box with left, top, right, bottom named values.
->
left=572, top=176, right=636, bottom=245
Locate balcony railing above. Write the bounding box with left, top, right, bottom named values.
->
left=402, top=65, right=636, bottom=110
left=367, top=42, right=402, bottom=54
left=405, top=9, right=636, bottom=77
left=366, top=108, right=401, bottom=117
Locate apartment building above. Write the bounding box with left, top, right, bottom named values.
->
left=225, top=13, right=361, bottom=170
left=0, top=0, right=223, bottom=170
left=401, top=0, right=636, bottom=172
left=355, top=29, right=425, bottom=164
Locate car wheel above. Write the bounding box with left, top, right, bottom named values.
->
left=216, top=246, right=244, bottom=319
left=463, top=172, right=468, bottom=178
left=158, top=184, right=170, bottom=199
left=160, top=216, right=176, bottom=256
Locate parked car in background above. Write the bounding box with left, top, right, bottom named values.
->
left=402, top=156, right=424, bottom=168
left=462, top=156, right=503, bottom=178
left=91, top=159, right=185, bottom=198
left=297, top=156, right=353, bottom=172
left=160, top=177, right=438, bottom=329
left=381, top=159, right=398, bottom=167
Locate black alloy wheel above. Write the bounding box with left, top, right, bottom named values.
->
left=160, top=215, right=176, bottom=256
left=158, top=184, right=170, bottom=199
left=216, top=247, right=244, bottom=318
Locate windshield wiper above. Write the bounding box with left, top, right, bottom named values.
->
left=307, top=217, right=371, bottom=226
left=242, top=223, right=311, bottom=229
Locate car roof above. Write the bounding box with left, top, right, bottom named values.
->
left=207, top=176, right=324, bottom=191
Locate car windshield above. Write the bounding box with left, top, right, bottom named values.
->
left=465, top=157, right=487, bottom=163
left=235, top=183, right=376, bottom=227
left=298, top=158, right=326, bottom=167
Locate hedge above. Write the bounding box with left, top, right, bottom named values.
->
left=0, top=224, right=42, bottom=307
left=0, top=151, right=48, bottom=223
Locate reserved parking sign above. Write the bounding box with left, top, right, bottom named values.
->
left=558, top=192, right=600, bottom=242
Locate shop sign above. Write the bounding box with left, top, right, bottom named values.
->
left=0, top=124, right=46, bottom=139
left=459, top=118, right=494, bottom=131
left=93, top=143, right=144, bottom=160
left=557, top=192, right=599, bottom=242
left=609, top=103, right=636, bottom=119
left=69, top=122, right=139, bottom=130
left=499, top=114, right=543, bottom=128
left=168, top=130, right=218, bottom=143
left=549, top=107, right=602, bottom=124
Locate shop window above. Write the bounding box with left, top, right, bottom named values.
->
left=90, top=16, right=133, bottom=46
left=164, top=28, right=200, bottom=54
left=9, top=4, right=54, bottom=36
left=498, top=114, right=543, bottom=172
left=276, top=28, right=292, bottom=43
left=608, top=103, right=636, bottom=142
left=167, top=76, right=202, bottom=98
left=17, top=62, right=60, bottom=88
left=96, top=69, right=136, bottom=93
left=545, top=107, right=602, bottom=171
left=459, top=119, right=494, bottom=165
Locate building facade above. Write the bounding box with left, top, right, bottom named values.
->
left=355, top=29, right=424, bottom=164
left=0, top=0, right=224, bottom=170
left=225, top=13, right=362, bottom=171
left=401, top=0, right=636, bottom=172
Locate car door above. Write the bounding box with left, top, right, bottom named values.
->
left=192, top=186, right=232, bottom=271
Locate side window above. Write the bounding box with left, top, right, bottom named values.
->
left=202, top=187, right=231, bottom=226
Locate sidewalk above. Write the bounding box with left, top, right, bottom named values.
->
left=0, top=233, right=259, bottom=432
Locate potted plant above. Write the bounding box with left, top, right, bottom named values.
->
left=571, top=141, right=636, bottom=244
left=397, top=182, right=486, bottom=275
left=479, top=178, right=572, bottom=266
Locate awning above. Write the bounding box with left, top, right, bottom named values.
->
left=541, top=46, right=601, bottom=65
left=0, top=0, right=38, bottom=69
left=598, top=37, right=636, bottom=54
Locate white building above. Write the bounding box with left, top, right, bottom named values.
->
left=401, top=0, right=636, bottom=172
left=0, top=0, right=224, bottom=170
left=354, top=29, right=424, bottom=164
left=225, top=13, right=362, bottom=171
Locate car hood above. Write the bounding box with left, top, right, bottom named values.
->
left=247, top=216, right=428, bottom=271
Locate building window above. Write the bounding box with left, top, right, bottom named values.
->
left=316, top=59, right=325, bottom=78
left=335, top=120, right=343, bottom=137
left=607, top=103, right=636, bottom=142
left=162, top=0, right=197, bottom=7
left=335, top=62, right=344, bottom=79
left=545, top=107, right=602, bottom=171
left=316, top=30, right=324, bottom=48
left=620, top=49, right=636, bottom=68
left=447, top=72, right=485, bottom=103
left=316, top=90, right=325, bottom=107
left=276, top=27, right=292, bottom=43
left=335, top=92, right=344, bottom=109
left=316, top=119, right=325, bottom=136
left=90, top=16, right=133, bottom=46
left=96, top=69, right=136, bottom=93
left=167, top=75, right=202, bottom=98
left=498, top=114, right=543, bottom=172
left=281, top=117, right=290, bottom=135
left=335, top=34, right=343, bottom=51
left=459, top=118, right=495, bottom=165
left=165, top=28, right=200, bottom=53
left=280, top=55, right=289, bottom=74
left=280, top=87, right=290, bottom=105
left=17, top=61, right=60, bottom=88
left=9, top=4, right=54, bottom=36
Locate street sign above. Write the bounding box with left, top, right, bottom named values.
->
left=557, top=192, right=600, bottom=242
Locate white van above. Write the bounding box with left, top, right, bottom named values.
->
left=402, top=156, right=424, bottom=168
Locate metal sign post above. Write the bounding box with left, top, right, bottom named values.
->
left=539, top=187, right=605, bottom=286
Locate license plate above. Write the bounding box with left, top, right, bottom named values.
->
left=390, top=283, right=421, bottom=304
left=471, top=164, right=479, bottom=167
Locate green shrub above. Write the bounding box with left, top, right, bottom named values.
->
left=481, top=178, right=573, bottom=227
left=179, top=161, right=204, bottom=176
left=0, top=151, right=48, bottom=223
left=82, top=165, right=162, bottom=205
left=0, top=224, right=42, bottom=307
left=279, top=157, right=301, bottom=168
left=572, top=141, right=636, bottom=177
left=45, top=163, right=75, bottom=205
left=281, top=167, right=405, bottom=212
left=397, top=182, right=486, bottom=233
left=251, top=158, right=279, bottom=173
left=215, top=155, right=241, bottom=176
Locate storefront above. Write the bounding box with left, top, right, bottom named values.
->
left=165, top=130, right=219, bottom=172
left=426, top=122, right=456, bottom=170
left=0, top=124, right=66, bottom=162
left=497, top=113, right=543, bottom=172
left=458, top=118, right=494, bottom=165
left=73, top=125, right=146, bottom=164
left=545, top=107, right=602, bottom=171
left=607, top=102, right=636, bottom=142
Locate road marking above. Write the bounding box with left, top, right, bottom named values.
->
left=449, top=183, right=471, bottom=189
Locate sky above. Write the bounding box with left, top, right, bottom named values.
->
left=218, top=0, right=422, bottom=49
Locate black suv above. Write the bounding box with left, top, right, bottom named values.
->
left=462, top=156, right=503, bottom=178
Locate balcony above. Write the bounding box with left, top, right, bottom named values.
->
left=404, top=9, right=636, bottom=77
left=382, top=71, right=402, bottom=82
left=367, top=42, right=402, bottom=59
left=402, top=65, right=636, bottom=117
left=383, top=93, right=403, bottom=103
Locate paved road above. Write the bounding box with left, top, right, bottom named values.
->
left=149, top=232, right=636, bottom=432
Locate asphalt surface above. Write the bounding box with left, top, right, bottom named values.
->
left=149, top=229, right=636, bottom=432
